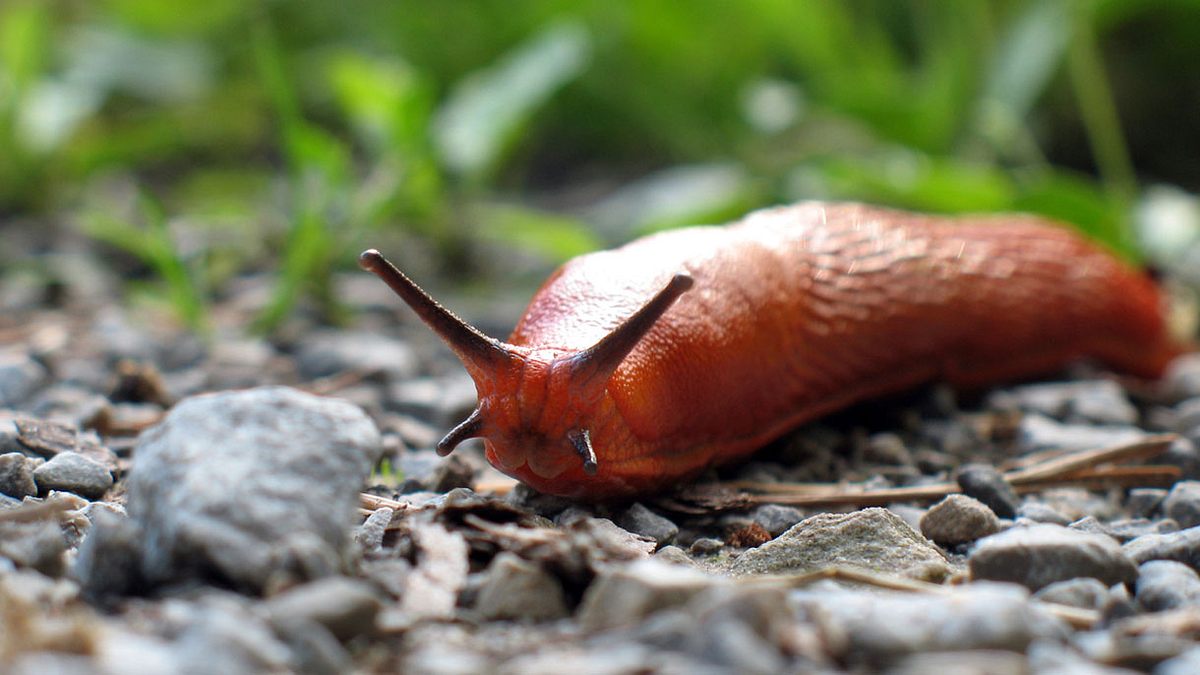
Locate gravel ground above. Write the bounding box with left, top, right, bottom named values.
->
left=5, top=258, right=1200, bottom=674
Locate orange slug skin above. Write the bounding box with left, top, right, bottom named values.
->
left=364, top=202, right=1183, bottom=500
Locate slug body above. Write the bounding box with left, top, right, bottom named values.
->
left=362, top=202, right=1181, bottom=499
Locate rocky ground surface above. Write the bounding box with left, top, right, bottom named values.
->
left=6, top=260, right=1200, bottom=674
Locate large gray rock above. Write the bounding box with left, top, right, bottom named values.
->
left=729, top=507, right=951, bottom=582
left=969, top=524, right=1137, bottom=591
left=123, top=386, right=381, bottom=593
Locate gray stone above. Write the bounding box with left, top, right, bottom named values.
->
left=616, top=503, right=678, bottom=548
left=1162, top=437, right=1200, bottom=481
left=1136, top=560, right=1200, bottom=612
left=1104, top=518, right=1178, bottom=542
left=1157, top=645, right=1200, bottom=675
left=0, top=452, right=37, bottom=498
left=653, top=545, right=695, bottom=567
left=28, top=384, right=109, bottom=427
left=577, top=558, right=721, bottom=631
left=265, top=576, right=382, bottom=641
left=75, top=508, right=145, bottom=601
left=795, top=582, right=1066, bottom=664
left=1016, top=501, right=1072, bottom=526
left=174, top=598, right=294, bottom=675
left=0, top=350, right=46, bottom=407
left=295, top=329, right=418, bottom=382
left=992, top=380, right=1137, bottom=425
left=1163, top=481, right=1200, bottom=528
left=1129, top=488, right=1169, bottom=519
left=672, top=586, right=793, bottom=674
left=969, top=524, right=1138, bottom=591
left=689, top=537, right=724, bottom=555
left=956, top=465, right=1019, bottom=519
left=1017, top=413, right=1145, bottom=452
left=1033, top=577, right=1110, bottom=610
left=474, top=552, right=570, bottom=621
left=885, top=650, right=1029, bottom=675
left=355, top=507, right=393, bottom=553
left=863, top=432, right=912, bottom=465
left=268, top=615, right=353, bottom=675
left=751, top=504, right=805, bottom=537
left=32, top=451, right=113, bottom=499
left=1124, top=526, right=1200, bottom=568
left=126, top=386, right=382, bottom=593
left=1162, top=354, right=1200, bottom=402
left=920, top=494, right=1000, bottom=547
left=0, top=519, right=67, bottom=576
left=729, top=507, right=951, bottom=582
left=387, top=374, right=477, bottom=428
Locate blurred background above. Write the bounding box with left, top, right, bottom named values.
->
left=3, top=0, right=1200, bottom=335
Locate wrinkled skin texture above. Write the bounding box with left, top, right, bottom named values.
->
left=480, top=202, right=1180, bottom=499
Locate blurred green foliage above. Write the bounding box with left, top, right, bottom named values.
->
left=1, top=0, right=1198, bottom=329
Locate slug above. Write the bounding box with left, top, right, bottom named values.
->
left=360, top=201, right=1183, bottom=499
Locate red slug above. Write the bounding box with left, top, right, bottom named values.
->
left=360, top=202, right=1183, bottom=499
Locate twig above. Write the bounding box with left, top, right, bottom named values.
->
left=728, top=434, right=1178, bottom=507
left=1003, top=434, right=1175, bottom=485
left=360, top=493, right=408, bottom=512
left=300, top=368, right=379, bottom=396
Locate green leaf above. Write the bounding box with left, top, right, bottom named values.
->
left=475, top=203, right=601, bottom=262
left=434, top=20, right=591, bottom=180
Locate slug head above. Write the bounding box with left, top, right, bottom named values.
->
left=359, top=249, right=692, bottom=481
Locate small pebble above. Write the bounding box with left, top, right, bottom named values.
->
left=688, top=538, right=724, bottom=555
left=31, top=451, right=113, bottom=499
left=1033, top=577, right=1109, bottom=610
left=1161, top=437, right=1200, bottom=481
left=654, top=545, right=695, bottom=566
left=920, top=494, right=1000, bottom=547
left=0, top=350, right=47, bottom=408
left=1157, top=645, right=1200, bottom=675
left=616, top=503, right=678, bottom=548
left=577, top=558, right=720, bottom=631
left=1162, top=354, right=1200, bottom=401
left=1129, top=488, right=1169, bottom=519
left=265, top=576, right=382, bottom=641
left=792, top=583, right=1065, bottom=663
left=0, top=452, right=38, bottom=498
left=1017, top=413, right=1144, bottom=452
left=1123, top=525, right=1200, bottom=568
left=0, top=519, right=67, bottom=577
left=969, top=524, right=1137, bottom=591
left=1162, top=481, right=1200, bottom=528
left=1016, top=501, right=1072, bottom=526
left=473, top=552, right=570, bottom=622
left=956, top=465, right=1019, bottom=519
left=355, top=507, right=393, bottom=553
left=751, top=503, right=805, bottom=537
left=1135, top=560, right=1200, bottom=612
left=295, top=330, right=418, bottom=382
